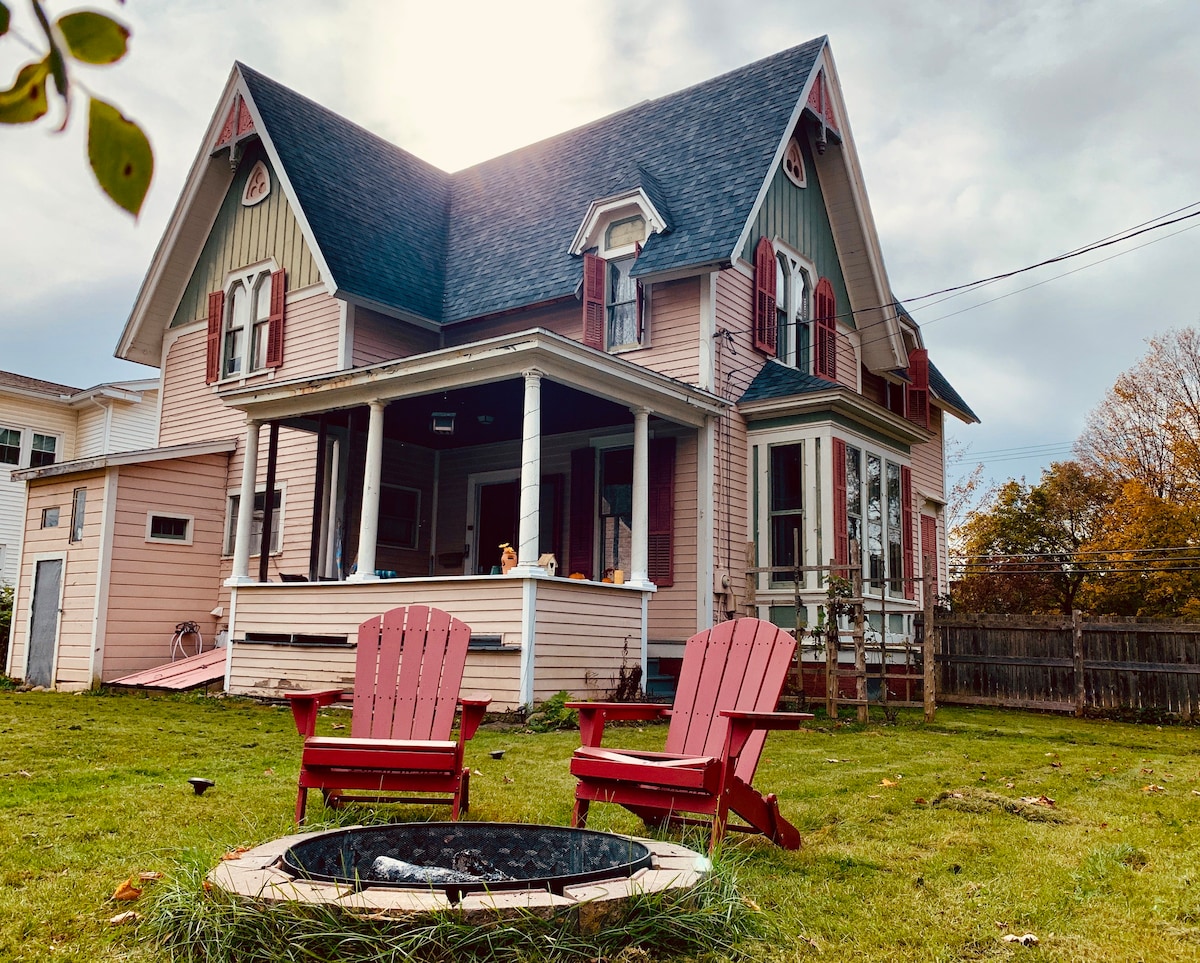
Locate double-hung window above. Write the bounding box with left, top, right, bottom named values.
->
left=225, top=489, right=283, bottom=556
left=838, top=441, right=911, bottom=599
left=0, top=427, right=59, bottom=469
left=769, top=442, right=804, bottom=575
left=581, top=214, right=647, bottom=352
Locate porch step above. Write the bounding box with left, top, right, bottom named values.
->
left=109, top=647, right=227, bottom=691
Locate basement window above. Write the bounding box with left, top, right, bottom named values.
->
left=147, top=512, right=194, bottom=545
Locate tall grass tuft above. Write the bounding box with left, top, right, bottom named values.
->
left=140, top=851, right=767, bottom=963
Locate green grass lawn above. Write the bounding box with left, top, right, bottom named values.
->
left=1, top=689, right=1198, bottom=962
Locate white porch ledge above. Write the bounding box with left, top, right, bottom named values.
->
left=226, top=575, right=652, bottom=711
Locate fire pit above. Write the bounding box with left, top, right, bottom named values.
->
left=208, top=823, right=708, bottom=923
left=282, top=823, right=654, bottom=899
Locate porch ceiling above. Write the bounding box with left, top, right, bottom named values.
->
left=220, top=328, right=726, bottom=429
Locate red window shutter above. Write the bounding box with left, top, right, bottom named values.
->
left=266, top=269, right=286, bottom=369
left=205, top=290, right=224, bottom=384
left=920, top=514, right=938, bottom=603
left=582, top=253, right=606, bottom=350
left=814, top=277, right=837, bottom=380
left=832, top=437, right=848, bottom=570
left=752, top=237, right=777, bottom=356
left=901, top=466, right=915, bottom=600
left=907, top=348, right=929, bottom=429
left=568, top=447, right=596, bottom=578
left=648, top=437, right=675, bottom=586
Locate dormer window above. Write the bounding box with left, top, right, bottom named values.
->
left=605, top=215, right=645, bottom=250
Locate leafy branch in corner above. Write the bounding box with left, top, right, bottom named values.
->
left=0, top=0, right=152, bottom=216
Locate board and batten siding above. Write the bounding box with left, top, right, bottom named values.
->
left=352, top=307, right=440, bottom=367
left=170, top=144, right=320, bottom=329
left=101, top=455, right=230, bottom=679
left=10, top=472, right=106, bottom=689
left=739, top=136, right=852, bottom=329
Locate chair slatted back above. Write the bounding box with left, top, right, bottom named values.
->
left=664, top=618, right=795, bottom=782
left=351, top=605, right=472, bottom=741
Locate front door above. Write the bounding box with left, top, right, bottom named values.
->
left=475, top=481, right=519, bottom=574
left=27, top=558, right=63, bottom=687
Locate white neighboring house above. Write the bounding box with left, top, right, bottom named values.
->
left=0, top=371, right=159, bottom=589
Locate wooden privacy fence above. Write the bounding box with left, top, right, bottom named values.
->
left=937, top=612, right=1200, bottom=720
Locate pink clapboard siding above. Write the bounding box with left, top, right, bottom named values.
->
left=101, top=455, right=231, bottom=679
left=443, top=299, right=582, bottom=347
left=159, top=289, right=341, bottom=447
left=353, top=307, right=440, bottom=367
left=712, top=268, right=755, bottom=605
left=910, top=406, right=945, bottom=590
left=633, top=277, right=701, bottom=383
left=12, top=471, right=106, bottom=688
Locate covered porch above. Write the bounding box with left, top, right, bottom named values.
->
left=219, top=329, right=725, bottom=709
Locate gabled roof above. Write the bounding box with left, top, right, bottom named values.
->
left=930, top=361, right=979, bottom=423
left=239, top=64, right=451, bottom=322
left=0, top=370, right=80, bottom=398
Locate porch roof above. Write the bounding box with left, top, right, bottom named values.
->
left=12, top=438, right=238, bottom=482
left=219, top=328, right=726, bottom=428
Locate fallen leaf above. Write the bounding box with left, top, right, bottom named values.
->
left=221, top=847, right=250, bottom=861
left=1142, top=784, right=1166, bottom=793
left=881, top=778, right=897, bottom=787
left=112, top=878, right=142, bottom=901
left=473, top=769, right=483, bottom=776
left=138, top=871, right=164, bottom=882
left=502, top=775, right=514, bottom=784
left=263, top=768, right=275, bottom=776
left=1002, top=933, right=1039, bottom=946
left=1051, top=762, right=1062, bottom=769
left=913, top=797, right=928, bottom=805
left=825, top=758, right=841, bottom=763
left=331, top=723, right=346, bottom=730
left=1019, top=795, right=1055, bottom=808
left=1191, top=790, right=1200, bottom=797
left=202, top=880, right=212, bottom=892
left=867, top=794, right=881, bottom=799
left=108, top=911, right=140, bottom=926
left=1141, top=768, right=1154, bottom=775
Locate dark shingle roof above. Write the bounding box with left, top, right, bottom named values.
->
left=239, top=38, right=825, bottom=324
left=930, top=361, right=979, bottom=423
left=739, top=360, right=839, bottom=403
left=239, top=64, right=451, bottom=321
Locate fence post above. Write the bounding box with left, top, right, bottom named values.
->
left=826, top=557, right=838, bottom=719
left=854, top=567, right=867, bottom=723
left=1073, top=608, right=1085, bottom=717
left=923, top=553, right=936, bottom=722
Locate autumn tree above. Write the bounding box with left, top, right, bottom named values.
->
left=1078, top=480, right=1200, bottom=619
left=952, top=461, right=1112, bottom=615
left=1076, top=327, right=1200, bottom=503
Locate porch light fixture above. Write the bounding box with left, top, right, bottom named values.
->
left=430, top=411, right=456, bottom=436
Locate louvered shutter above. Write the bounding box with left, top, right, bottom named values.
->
left=832, top=437, right=848, bottom=570
left=205, top=290, right=224, bottom=384
left=901, top=466, right=915, bottom=600
left=582, top=253, right=606, bottom=350
left=920, top=514, right=938, bottom=604
left=265, top=269, right=286, bottom=369
left=907, top=348, right=929, bottom=429
left=648, top=437, right=675, bottom=586
left=814, top=277, right=837, bottom=380
left=568, top=447, right=596, bottom=578
left=752, top=237, right=777, bottom=356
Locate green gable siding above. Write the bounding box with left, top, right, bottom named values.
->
left=739, top=137, right=852, bottom=329
left=171, top=144, right=321, bottom=328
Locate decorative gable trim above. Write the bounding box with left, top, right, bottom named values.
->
left=213, top=93, right=257, bottom=157
left=569, top=189, right=669, bottom=257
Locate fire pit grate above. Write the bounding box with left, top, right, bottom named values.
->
left=282, top=822, right=654, bottom=898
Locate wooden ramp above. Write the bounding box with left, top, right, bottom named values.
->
left=110, top=647, right=227, bottom=691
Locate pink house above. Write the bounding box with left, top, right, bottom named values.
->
left=6, top=37, right=976, bottom=706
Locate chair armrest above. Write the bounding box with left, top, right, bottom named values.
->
left=457, top=694, right=492, bottom=744
left=720, top=710, right=814, bottom=761
left=283, top=688, right=346, bottom=737
left=566, top=702, right=670, bottom=747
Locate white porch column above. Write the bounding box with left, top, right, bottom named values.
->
left=227, top=418, right=261, bottom=585
left=628, top=406, right=651, bottom=588
left=510, top=369, right=546, bottom=576
left=348, top=399, right=385, bottom=582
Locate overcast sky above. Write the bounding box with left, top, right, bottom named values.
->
left=1, top=0, right=1197, bottom=491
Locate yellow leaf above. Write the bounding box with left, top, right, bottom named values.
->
left=112, top=878, right=142, bottom=901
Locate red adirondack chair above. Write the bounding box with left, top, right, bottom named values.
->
left=568, top=617, right=812, bottom=851
left=285, top=605, right=490, bottom=825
